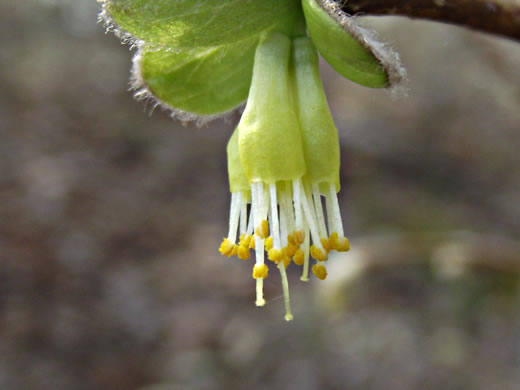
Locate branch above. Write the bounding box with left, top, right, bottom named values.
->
left=339, top=0, right=520, bottom=42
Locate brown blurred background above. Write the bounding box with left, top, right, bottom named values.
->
left=1, top=1, right=520, bottom=389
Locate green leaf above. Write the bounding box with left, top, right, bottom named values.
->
left=101, top=0, right=302, bottom=117
left=103, top=0, right=300, bottom=48
left=302, top=0, right=388, bottom=88
left=135, top=36, right=258, bottom=116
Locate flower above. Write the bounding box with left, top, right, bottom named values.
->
left=219, top=32, right=350, bottom=321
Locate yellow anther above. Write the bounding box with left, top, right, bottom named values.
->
left=282, top=255, right=291, bottom=268
left=252, top=264, right=269, bottom=279
left=265, top=236, right=274, bottom=251
left=238, top=233, right=251, bottom=246
left=239, top=234, right=253, bottom=249
left=285, top=243, right=298, bottom=257
left=267, top=248, right=283, bottom=263
left=255, top=219, right=269, bottom=239
left=219, top=238, right=237, bottom=257
left=328, top=232, right=339, bottom=250
left=292, top=230, right=305, bottom=245
left=278, top=256, right=291, bottom=269
left=327, top=232, right=350, bottom=252
left=292, top=248, right=304, bottom=265
left=237, top=245, right=251, bottom=260
left=320, top=237, right=330, bottom=252
left=312, top=264, right=328, bottom=280
left=336, top=236, right=350, bottom=252
left=310, top=245, right=328, bottom=262
left=250, top=237, right=255, bottom=249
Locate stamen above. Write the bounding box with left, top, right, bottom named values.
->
left=290, top=183, right=305, bottom=267
left=282, top=254, right=291, bottom=269
left=267, top=248, right=284, bottom=263
left=293, top=248, right=304, bottom=265
left=269, top=184, right=281, bottom=248
left=239, top=192, right=248, bottom=235
left=327, top=182, right=344, bottom=237
left=255, top=220, right=269, bottom=239
left=295, top=180, right=318, bottom=244
left=280, top=200, right=296, bottom=263
left=267, top=183, right=284, bottom=263
left=297, top=179, right=328, bottom=261
left=300, top=223, right=310, bottom=282
left=310, top=245, right=328, bottom=261
left=268, top=183, right=294, bottom=320
left=219, top=238, right=238, bottom=257
left=279, top=197, right=288, bottom=248
left=252, top=264, right=269, bottom=279
left=326, top=183, right=350, bottom=252
left=231, top=193, right=251, bottom=260
left=280, top=196, right=292, bottom=248
left=312, top=264, right=328, bottom=280
left=325, top=191, right=334, bottom=234
left=278, top=261, right=293, bottom=321
left=285, top=243, right=298, bottom=258
left=312, top=183, right=328, bottom=239
left=256, top=279, right=266, bottom=307
left=251, top=182, right=268, bottom=306
left=320, top=237, right=330, bottom=252
left=265, top=236, right=273, bottom=250
left=227, top=192, right=241, bottom=243
left=292, top=230, right=305, bottom=245
left=237, top=243, right=251, bottom=260
left=260, top=182, right=270, bottom=222
left=246, top=206, right=254, bottom=235
left=280, top=182, right=296, bottom=237
left=335, top=236, right=350, bottom=252
left=254, top=236, right=266, bottom=306
left=292, top=179, right=304, bottom=232
left=328, top=232, right=339, bottom=250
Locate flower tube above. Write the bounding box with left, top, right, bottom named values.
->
left=237, top=31, right=309, bottom=321
left=220, top=33, right=351, bottom=321
left=219, top=128, right=255, bottom=261
left=292, top=36, right=350, bottom=281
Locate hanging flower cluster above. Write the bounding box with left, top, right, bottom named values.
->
left=99, top=0, right=405, bottom=320
left=219, top=34, right=350, bottom=320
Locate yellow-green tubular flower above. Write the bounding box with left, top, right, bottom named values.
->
left=292, top=36, right=350, bottom=282
left=219, top=33, right=351, bottom=321
left=219, top=128, right=255, bottom=262
left=237, top=31, right=307, bottom=321
left=238, top=32, right=305, bottom=184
